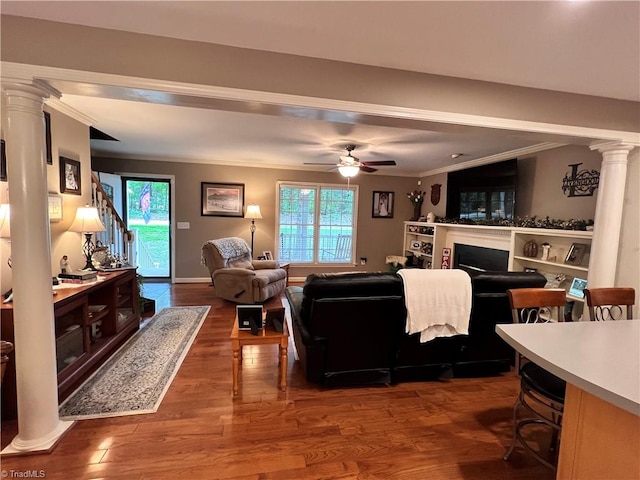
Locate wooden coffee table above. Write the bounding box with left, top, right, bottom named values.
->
left=230, top=313, right=289, bottom=396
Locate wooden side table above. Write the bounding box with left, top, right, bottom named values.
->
left=230, top=315, right=289, bottom=396
left=280, top=262, right=290, bottom=286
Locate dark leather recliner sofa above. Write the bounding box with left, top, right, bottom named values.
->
left=285, top=270, right=546, bottom=387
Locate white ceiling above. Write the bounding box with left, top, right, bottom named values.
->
left=2, top=1, right=639, bottom=175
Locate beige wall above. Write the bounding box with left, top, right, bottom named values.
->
left=92, top=157, right=420, bottom=279
left=419, top=173, right=448, bottom=218
left=46, top=106, right=93, bottom=274
left=516, top=145, right=600, bottom=220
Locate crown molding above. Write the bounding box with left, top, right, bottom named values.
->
left=46, top=98, right=94, bottom=126
left=418, top=142, right=566, bottom=177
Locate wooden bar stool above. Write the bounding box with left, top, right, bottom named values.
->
left=504, top=288, right=567, bottom=470
left=584, top=287, right=635, bottom=321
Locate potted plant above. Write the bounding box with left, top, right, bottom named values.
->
left=137, top=274, right=156, bottom=318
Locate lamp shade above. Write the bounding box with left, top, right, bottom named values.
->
left=338, top=165, right=360, bottom=178
left=0, top=204, right=9, bottom=238
left=245, top=204, right=263, bottom=219
left=69, top=206, right=106, bottom=233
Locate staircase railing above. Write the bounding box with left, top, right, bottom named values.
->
left=90, top=172, right=135, bottom=265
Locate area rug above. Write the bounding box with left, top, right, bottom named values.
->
left=59, top=306, right=210, bottom=420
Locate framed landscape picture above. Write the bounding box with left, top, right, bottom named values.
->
left=201, top=182, right=244, bottom=217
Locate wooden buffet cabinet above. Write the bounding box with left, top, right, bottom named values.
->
left=1, top=269, right=140, bottom=420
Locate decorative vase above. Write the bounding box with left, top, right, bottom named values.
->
left=412, top=204, right=422, bottom=221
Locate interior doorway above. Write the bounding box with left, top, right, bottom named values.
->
left=123, top=177, right=171, bottom=279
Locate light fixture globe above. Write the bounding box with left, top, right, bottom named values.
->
left=338, top=165, right=360, bottom=178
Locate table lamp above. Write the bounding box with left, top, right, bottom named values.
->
left=245, top=204, right=262, bottom=258
left=69, top=205, right=106, bottom=270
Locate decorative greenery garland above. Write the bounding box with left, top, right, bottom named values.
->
left=434, top=215, right=594, bottom=231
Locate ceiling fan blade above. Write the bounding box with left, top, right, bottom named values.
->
left=361, top=160, right=397, bottom=166
left=360, top=165, right=377, bottom=173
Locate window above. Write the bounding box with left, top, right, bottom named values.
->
left=277, top=182, right=357, bottom=264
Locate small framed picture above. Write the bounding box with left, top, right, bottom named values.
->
left=372, top=191, right=394, bottom=218
left=565, top=243, right=589, bottom=266
left=59, top=156, right=81, bottom=195
left=263, top=251, right=273, bottom=260
left=201, top=182, right=244, bottom=217
left=0, top=139, right=6, bottom=182
left=568, top=277, right=588, bottom=299
left=44, top=111, right=53, bottom=165
left=48, top=194, right=63, bottom=222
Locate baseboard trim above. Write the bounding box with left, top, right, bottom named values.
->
left=175, top=277, right=211, bottom=284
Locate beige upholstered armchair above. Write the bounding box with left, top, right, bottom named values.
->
left=201, top=237, right=287, bottom=304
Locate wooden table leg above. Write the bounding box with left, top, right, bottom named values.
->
left=232, top=342, right=240, bottom=396
left=279, top=342, right=288, bottom=392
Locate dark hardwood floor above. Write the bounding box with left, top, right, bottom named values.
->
left=1, top=283, right=554, bottom=479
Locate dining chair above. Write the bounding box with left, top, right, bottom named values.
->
left=584, top=287, right=635, bottom=321
left=503, top=287, right=567, bottom=470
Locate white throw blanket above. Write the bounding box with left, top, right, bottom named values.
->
left=398, top=269, right=472, bottom=343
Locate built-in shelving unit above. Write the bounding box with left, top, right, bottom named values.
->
left=403, top=221, right=593, bottom=315
left=0, top=268, right=140, bottom=420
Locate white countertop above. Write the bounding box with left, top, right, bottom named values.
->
left=496, top=320, right=640, bottom=416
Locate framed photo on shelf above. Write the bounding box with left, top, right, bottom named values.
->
left=372, top=191, right=394, bottom=218
left=565, top=243, right=589, bottom=266
left=59, top=156, right=81, bottom=195
left=263, top=251, right=273, bottom=260
left=201, top=182, right=244, bottom=217
left=568, top=277, right=588, bottom=299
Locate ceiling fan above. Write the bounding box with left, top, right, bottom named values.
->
left=304, top=145, right=396, bottom=176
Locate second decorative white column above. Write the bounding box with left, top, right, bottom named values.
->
left=587, top=142, right=635, bottom=289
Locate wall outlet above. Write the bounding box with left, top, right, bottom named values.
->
left=360, top=257, right=367, bottom=265
left=177, top=222, right=190, bottom=229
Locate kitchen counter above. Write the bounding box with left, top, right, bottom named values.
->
left=497, top=320, right=640, bottom=479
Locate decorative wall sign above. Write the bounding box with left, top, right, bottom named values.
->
left=430, top=184, right=442, bottom=205
left=441, top=247, right=451, bottom=269
left=562, top=163, right=599, bottom=197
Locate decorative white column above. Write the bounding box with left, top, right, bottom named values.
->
left=1, top=83, right=74, bottom=455
left=587, top=142, right=636, bottom=290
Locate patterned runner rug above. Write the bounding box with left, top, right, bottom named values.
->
left=59, top=306, right=210, bottom=420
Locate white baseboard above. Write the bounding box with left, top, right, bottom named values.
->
left=175, top=277, right=211, bottom=283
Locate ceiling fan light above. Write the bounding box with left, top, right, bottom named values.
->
left=338, top=165, right=360, bottom=177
